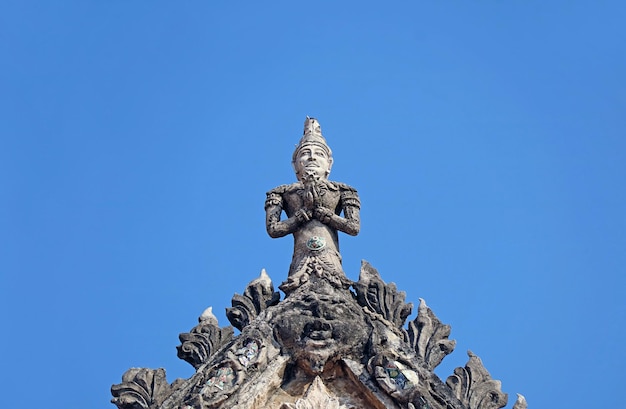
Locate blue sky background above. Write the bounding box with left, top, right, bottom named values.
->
left=1, top=1, right=625, bottom=408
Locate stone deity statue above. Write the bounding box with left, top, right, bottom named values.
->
left=112, top=117, right=521, bottom=409
left=265, top=117, right=360, bottom=292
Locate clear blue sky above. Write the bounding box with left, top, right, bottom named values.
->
left=1, top=2, right=624, bottom=408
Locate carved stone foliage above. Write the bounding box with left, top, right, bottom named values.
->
left=446, top=351, right=508, bottom=409
left=354, top=261, right=413, bottom=330
left=279, top=376, right=348, bottom=409
left=177, top=307, right=235, bottom=369
left=111, top=368, right=172, bottom=409
left=407, top=299, right=456, bottom=371
left=111, top=261, right=524, bottom=409
left=226, top=269, right=280, bottom=331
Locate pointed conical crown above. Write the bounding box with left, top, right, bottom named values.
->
left=292, top=116, right=332, bottom=163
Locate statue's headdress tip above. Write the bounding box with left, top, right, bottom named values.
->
left=303, top=116, right=322, bottom=136
left=293, top=116, right=331, bottom=162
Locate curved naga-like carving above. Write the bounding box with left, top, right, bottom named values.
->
left=407, top=298, right=456, bottom=371
left=226, top=269, right=280, bottom=331
left=353, top=260, right=413, bottom=329
left=111, top=368, right=172, bottom=409
left=177, top=307, right=234, bottom=369
left=446, top=351, right=508, bottom=409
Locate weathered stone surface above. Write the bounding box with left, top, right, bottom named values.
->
left=177, top=307, right=235, bottom=369
left=354, top=260, right=413, bottom=330
left=279, top=376, right=347, bottom=409
left=407, top=298, right=456, bottom=371
left=447, top=351, right=509, bottom=409
left=111, top=368, right=176, bottom=409
left=368, top=353, right=420, bottom=402
left=226, top=269, right=280, bottom=331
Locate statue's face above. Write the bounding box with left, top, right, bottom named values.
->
left=294, top=145, right=332, bottom=180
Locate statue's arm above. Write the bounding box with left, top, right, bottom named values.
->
left=265, top=189, right=308, bottom=238
left=314, top=186, right=361, bottom=236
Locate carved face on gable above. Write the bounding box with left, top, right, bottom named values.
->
left=293, top=144, right=333, bottom=181
left=272, top=283, right=368, bottom=375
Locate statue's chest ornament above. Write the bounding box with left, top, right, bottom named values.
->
left=306, top=236, right=326, bottom=251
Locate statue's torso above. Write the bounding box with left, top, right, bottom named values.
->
left=275, top=182, right=343, bottom=276
left=281, top=182, right=342, bottom=252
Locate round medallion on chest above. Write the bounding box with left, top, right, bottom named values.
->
left=306, top=236, right=326, bottom=250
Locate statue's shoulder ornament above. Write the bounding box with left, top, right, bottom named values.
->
left=265, top=183, right=302, bottom=209
left=332, top=181, right=360, bottom=208
left=266, top=184, right=287, bottom=195
left=333, top=181, right=358, bottom=193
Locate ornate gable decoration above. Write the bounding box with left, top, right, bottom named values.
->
left=112, top=118, right=525, bottom=409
